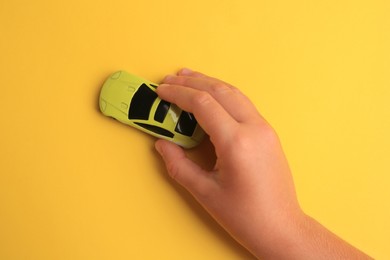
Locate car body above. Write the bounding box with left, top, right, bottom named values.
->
left=99, top=71, right=205, bottom=148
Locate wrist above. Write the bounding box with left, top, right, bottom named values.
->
left=244, top=206, right=307, bottom=259
left=256, top=211, right=373, bottom=260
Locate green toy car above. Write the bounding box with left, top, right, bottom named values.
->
left=99, top=71, right=205, bottom=148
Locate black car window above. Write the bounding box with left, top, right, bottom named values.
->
left=175, top=112, right=197, bottom=137
left=154, top=100, right=171, bottom=123
left=128, top=84, right=157, bottom=120
left=134, top=122, right=174, bottom=138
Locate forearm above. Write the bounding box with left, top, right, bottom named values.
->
left=295, top=214, right=372, bottom=260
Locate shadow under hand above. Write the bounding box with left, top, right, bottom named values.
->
left=186, top=136, right=217, bottom=171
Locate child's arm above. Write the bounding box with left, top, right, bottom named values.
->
left=155, top=68, right=372, bottom=259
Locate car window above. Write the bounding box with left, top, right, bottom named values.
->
left=154, top=100, right=171, bottom=123
left=128, top=84, right=157, bottom=120
left=134, top=122, right=174, bottom=138
left=175, top=112, right=197, bottom=137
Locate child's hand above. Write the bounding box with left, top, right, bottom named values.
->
left=155, top=68, right=371, bottom=259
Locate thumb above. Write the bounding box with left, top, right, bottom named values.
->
left=155, top=139, right=216, bottom=198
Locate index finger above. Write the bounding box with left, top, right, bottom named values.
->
left=164, top=69, right=261, bottom=123
left=157, top=83, right=238, bottom=148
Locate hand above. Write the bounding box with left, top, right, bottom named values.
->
left=155, top=68, right=371, bottom=259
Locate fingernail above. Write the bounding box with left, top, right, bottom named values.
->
left=163, top=74, right=175, bottom=82
left=179, top=68, right=192, bottom=75
left=155, top=141, right=163, bottom=156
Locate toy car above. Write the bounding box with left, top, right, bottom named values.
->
left=99, top=71, right=205, bottom=148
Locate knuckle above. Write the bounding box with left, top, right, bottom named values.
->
left=229, top=123, right=279, bottom=153
left=259, top=123, right=279, bottom=144
left=166, top=161, right=180, bottom=180
left=210, top=82, right=231, bottom=94
left=230, top=85, right=242, bottom=94
left=192, top=91, right=213, bottom=106
left=233, top=134, right=253, bottom=152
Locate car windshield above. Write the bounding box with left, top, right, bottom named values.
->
left=175, top=112, right=197, bottom=137
left=128, top=84, right=157, bottom=120
left=154, top=100, right=171, bottom=123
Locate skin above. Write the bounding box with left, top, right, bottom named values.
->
left=154, top=68, right=372, bottom=259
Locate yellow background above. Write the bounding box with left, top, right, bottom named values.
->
left=0, top=0, right=389, bottom=259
